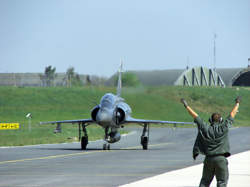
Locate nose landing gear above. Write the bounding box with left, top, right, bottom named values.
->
left=103, top=127, right=111, bottom=150
left=103, top=143, right=110, bottom=150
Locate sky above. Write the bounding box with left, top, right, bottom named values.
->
left=0, top=0, right=249, bottom=77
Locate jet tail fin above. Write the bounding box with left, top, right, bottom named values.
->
left=117, top=61, right=123, bottom=97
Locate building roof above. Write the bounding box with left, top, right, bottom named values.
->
left=129, top=69, right=185, bottom=86
left=215, top=68, right=243, bottom=86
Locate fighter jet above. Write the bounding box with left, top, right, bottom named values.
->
left=40, top=63, right=193, bottom=150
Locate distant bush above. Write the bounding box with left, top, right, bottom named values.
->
left=114, top=72, right=141, bottom=87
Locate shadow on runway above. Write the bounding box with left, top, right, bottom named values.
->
left=35, top=147, right=160, bottom=151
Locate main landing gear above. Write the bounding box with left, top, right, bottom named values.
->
left=141, top=123, right=149, bottom=150
left=79, top=123, right=88, bottom=150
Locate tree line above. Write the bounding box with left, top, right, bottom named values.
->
left=39, top=66, right=90, bottom=87
left=39, top=66, right=141, bottom=87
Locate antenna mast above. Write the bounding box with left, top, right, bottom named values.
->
left=213, top=33, right=217, bottom=71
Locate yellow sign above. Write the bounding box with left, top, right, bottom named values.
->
left=0, top=123, right=19, bottom=130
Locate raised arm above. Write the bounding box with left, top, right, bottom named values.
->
left=230, top=96, right=241, bottom=118
left=181, top=98, right=198, bottom=119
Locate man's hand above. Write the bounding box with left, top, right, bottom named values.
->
left=181, top=99, right=198, bottom=118
left=235, top=96, right=241, bottom=104
left=231, top=96, right=241, bottom=118
left=181, top=98, right=188, bottom=108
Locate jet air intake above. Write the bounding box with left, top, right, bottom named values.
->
left=114, top=108, right=126, bottom=124
left=91, top=106, right=100, bottom=121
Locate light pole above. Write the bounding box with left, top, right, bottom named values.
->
left=26, top=113, right=32, bottom=132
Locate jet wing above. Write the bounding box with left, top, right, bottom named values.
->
left=124, top=117, right=194, bottom=125
left=40, top=119, right=94, bottom=125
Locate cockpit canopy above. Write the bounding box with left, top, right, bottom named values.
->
left=100, top=93, right=116, bottom=109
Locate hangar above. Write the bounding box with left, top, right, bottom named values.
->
left=231, top=68, right=250, bottom=86
left=130, top=67, right=224, bottom=87
left=128, top=66, right=250, bottom=87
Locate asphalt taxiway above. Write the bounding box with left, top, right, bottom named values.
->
left=0, top=127, right=250, bottom=187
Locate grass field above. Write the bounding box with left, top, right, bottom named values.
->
left=0, top=86, right=249, bottom=146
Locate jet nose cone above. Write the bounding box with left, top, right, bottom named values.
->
left=96, top=109, right=112, bottom=123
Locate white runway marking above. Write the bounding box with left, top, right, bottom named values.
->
left=120, top=150, right=250, bottom=187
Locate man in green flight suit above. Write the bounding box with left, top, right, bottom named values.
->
left=180, top=96, right=241, bottom=187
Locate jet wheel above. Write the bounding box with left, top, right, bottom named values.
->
left=103, top=143, right=110, bottom=150
left=142, top=143, right=148, bottom=150
left=141, top=136, right=148, bottom=150
left=81, top=136, right=88, bottom=150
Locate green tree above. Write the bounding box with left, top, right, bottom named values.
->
left=66, top=67, right=82, bottom=87
left=39, top=66, right=57, bottom=87
left=114, top=72, right=141, bottom=87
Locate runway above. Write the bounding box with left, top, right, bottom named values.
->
left=0, top=127, right=250, bottom=187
